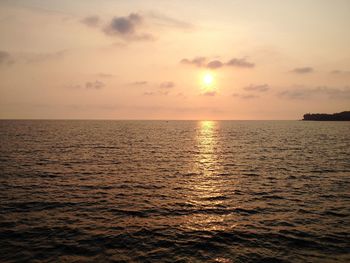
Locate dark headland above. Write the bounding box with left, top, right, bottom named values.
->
left=303, top=111, right=350, bottom=121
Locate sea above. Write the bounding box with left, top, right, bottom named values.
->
left=0, top=120, right=349, bottom=262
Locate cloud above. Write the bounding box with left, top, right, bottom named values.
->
left=104, top=13, right=154, bottom=41
left=111, top=42, right=128, bottom=48
left=143, top=81, right=175, bottom=96
left=85, top=80, right=105, bottom=89
left=143, top=90, right=169, bottom=96
left=106, top=13, right=141, bottom=35
left=241, top=94, right=259, bottom=99
left=176, top=92, right=186, bottom=97
left=0, top=51, right=14, bottom=66
left=180, top=57, right=207, bottom=67
left=130, top=81, right=148, bottom=86
left=159, top=81, right=175, bottom=89
left=180, top=56, right=255, bottom=69
left=330, top=70, right=350, bottom=74
left=232, top=84, right=268, bottom=99
left=96, top=73, right=115, bottom=78
left=202, top=91, right=217, bottom=96
left=159, top=90, right=170, bottom=95
left=26, top=50, right=67, bottom=63
left=331, top=70, right=341, bottom=74
left=67, top=84, right=82, bottom=89
left=278, top=86, right=350, bottom=100
left=278, top=89, right=313, bottom=99
left=207, top=60, right=224, bottom=69
left=226, top=58, right=255, bottom=68
left=81, top=15, right=100, bottom=27
left=149, top=12, right=193, bottom=29
left=243, top=84, right=270, bottom=92
left=82, top=12, right=192, bottom=42
left=232, top=93, right=259, bottom=99
left=128, top=33, right=155, bottom=41
left=291, top=67, right=314, bottom=74
left=143, top=91, right=155, bottom=96
left=0, top=50, right=67, bottom=65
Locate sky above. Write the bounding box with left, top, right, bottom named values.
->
left=0, top=0, right=349, bottom=120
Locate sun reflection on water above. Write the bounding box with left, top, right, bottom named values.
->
left=195, top=120, right=218, bottom=174
left=182, top=121, right=235, bottom=232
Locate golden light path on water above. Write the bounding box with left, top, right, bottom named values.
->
left=196, top=121, right=218, bottom=175
left=183, top=121, right=237, bottom=235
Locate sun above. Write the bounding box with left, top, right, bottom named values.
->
left=200, top=72, right=216, bottom=94
left=203, top=73, right=214, bottom=86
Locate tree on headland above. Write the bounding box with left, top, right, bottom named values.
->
left=303, top=111, right=350, bottom=121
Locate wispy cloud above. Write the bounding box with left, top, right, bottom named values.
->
left=0, top=50, right=68, bottom=65
left=330, top=70, right=350, bottom=74
left=85, top=80, right=105, bottom=89
left=0, top=51, right=15, bottom=66
left=67, top=84, right=82, bottom=90
left=95, top=73, right=115, bottom=78
left=241, top=94, right=259, bottom=99
left=67, top=80, right=105, bottom=90
left=143, top=91, right=155, bottom=96
left=81, top=15, right=100, bottom=27
left=278, top=86, right=350, bottom=99
left=243, top=84, right=270, bottom=92
left=291, top=67, right=314, bottom=74
left=130, top=81, right=148, bottom=86
left=226, top=58, right=255, bottom=68
left=176, top=92, right=186, bottom=98
left=25, top=50, right=67, bottom=63
left=143, top=90, right=170, bottom=96
left=148, top=12, right=193, bottom=30
left=180, top=56, right=255, bottom=69
left=202, top=91, right=217, bottom=96
left=232, top=93, right=259, bottom=99
left=159, top=81, right=175, bottom=89
left=232, top=84, right=269, bottom=99
left=143, top=81, right=175, bottom=96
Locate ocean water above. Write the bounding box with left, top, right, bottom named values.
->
left=0, top=120, right=349, bottom=262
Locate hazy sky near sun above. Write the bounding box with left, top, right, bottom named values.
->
left=0, top=0, right=350, bottom=119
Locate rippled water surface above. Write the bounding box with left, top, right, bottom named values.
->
left=1, top=120, right=350, bottom=262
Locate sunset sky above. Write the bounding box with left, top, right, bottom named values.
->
left=1, top=0, right=349, bottom=120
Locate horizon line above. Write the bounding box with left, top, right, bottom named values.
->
left=0, top=118, right=301, bottom=121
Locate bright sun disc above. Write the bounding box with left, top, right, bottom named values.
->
left=203, top=73, right=213, bottom=86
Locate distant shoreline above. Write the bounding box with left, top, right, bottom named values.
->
left=303, top=111, right=350, bottom=121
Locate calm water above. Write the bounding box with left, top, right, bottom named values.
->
left=0, top=120, right=349, bottom=262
